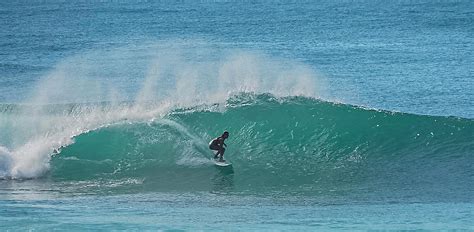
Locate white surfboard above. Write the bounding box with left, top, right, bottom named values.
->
left=213, top=159, right=232, bottom=167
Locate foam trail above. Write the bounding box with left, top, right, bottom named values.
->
left=0, top=42, right=325, bottom=179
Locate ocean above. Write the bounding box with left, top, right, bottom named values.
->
left=0, top=0, right=473, bottom=230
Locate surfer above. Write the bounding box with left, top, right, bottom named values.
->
left=209, top=131, right=229, bottom=162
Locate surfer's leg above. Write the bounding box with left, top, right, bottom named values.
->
left=214, top=150, right=221, bottom=159
left=218, top=147, right=225, bottom=161
left=210, top=144, right=220, bottom=159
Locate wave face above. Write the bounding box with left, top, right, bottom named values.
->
left=47, top=94, right=473, bottom=199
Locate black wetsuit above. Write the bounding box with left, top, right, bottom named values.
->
left=209, top=137, right=225, bottom=157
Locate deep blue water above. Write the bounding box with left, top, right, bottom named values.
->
left=0, top=0, right=473, bottom=230
left=1, top=0, right=472, bottom=117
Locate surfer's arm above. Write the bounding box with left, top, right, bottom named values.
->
left=217, top=137, right=225, bottom=147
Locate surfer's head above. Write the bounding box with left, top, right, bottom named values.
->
left=222, top=131, right=229, bottom=138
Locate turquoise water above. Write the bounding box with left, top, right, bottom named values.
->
left=1, top=0, right=473, bottom=230
left=1, top=193, right=473, bottom=230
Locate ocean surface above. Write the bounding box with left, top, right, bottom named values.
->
left=1, top=0, right=473, bottom=230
